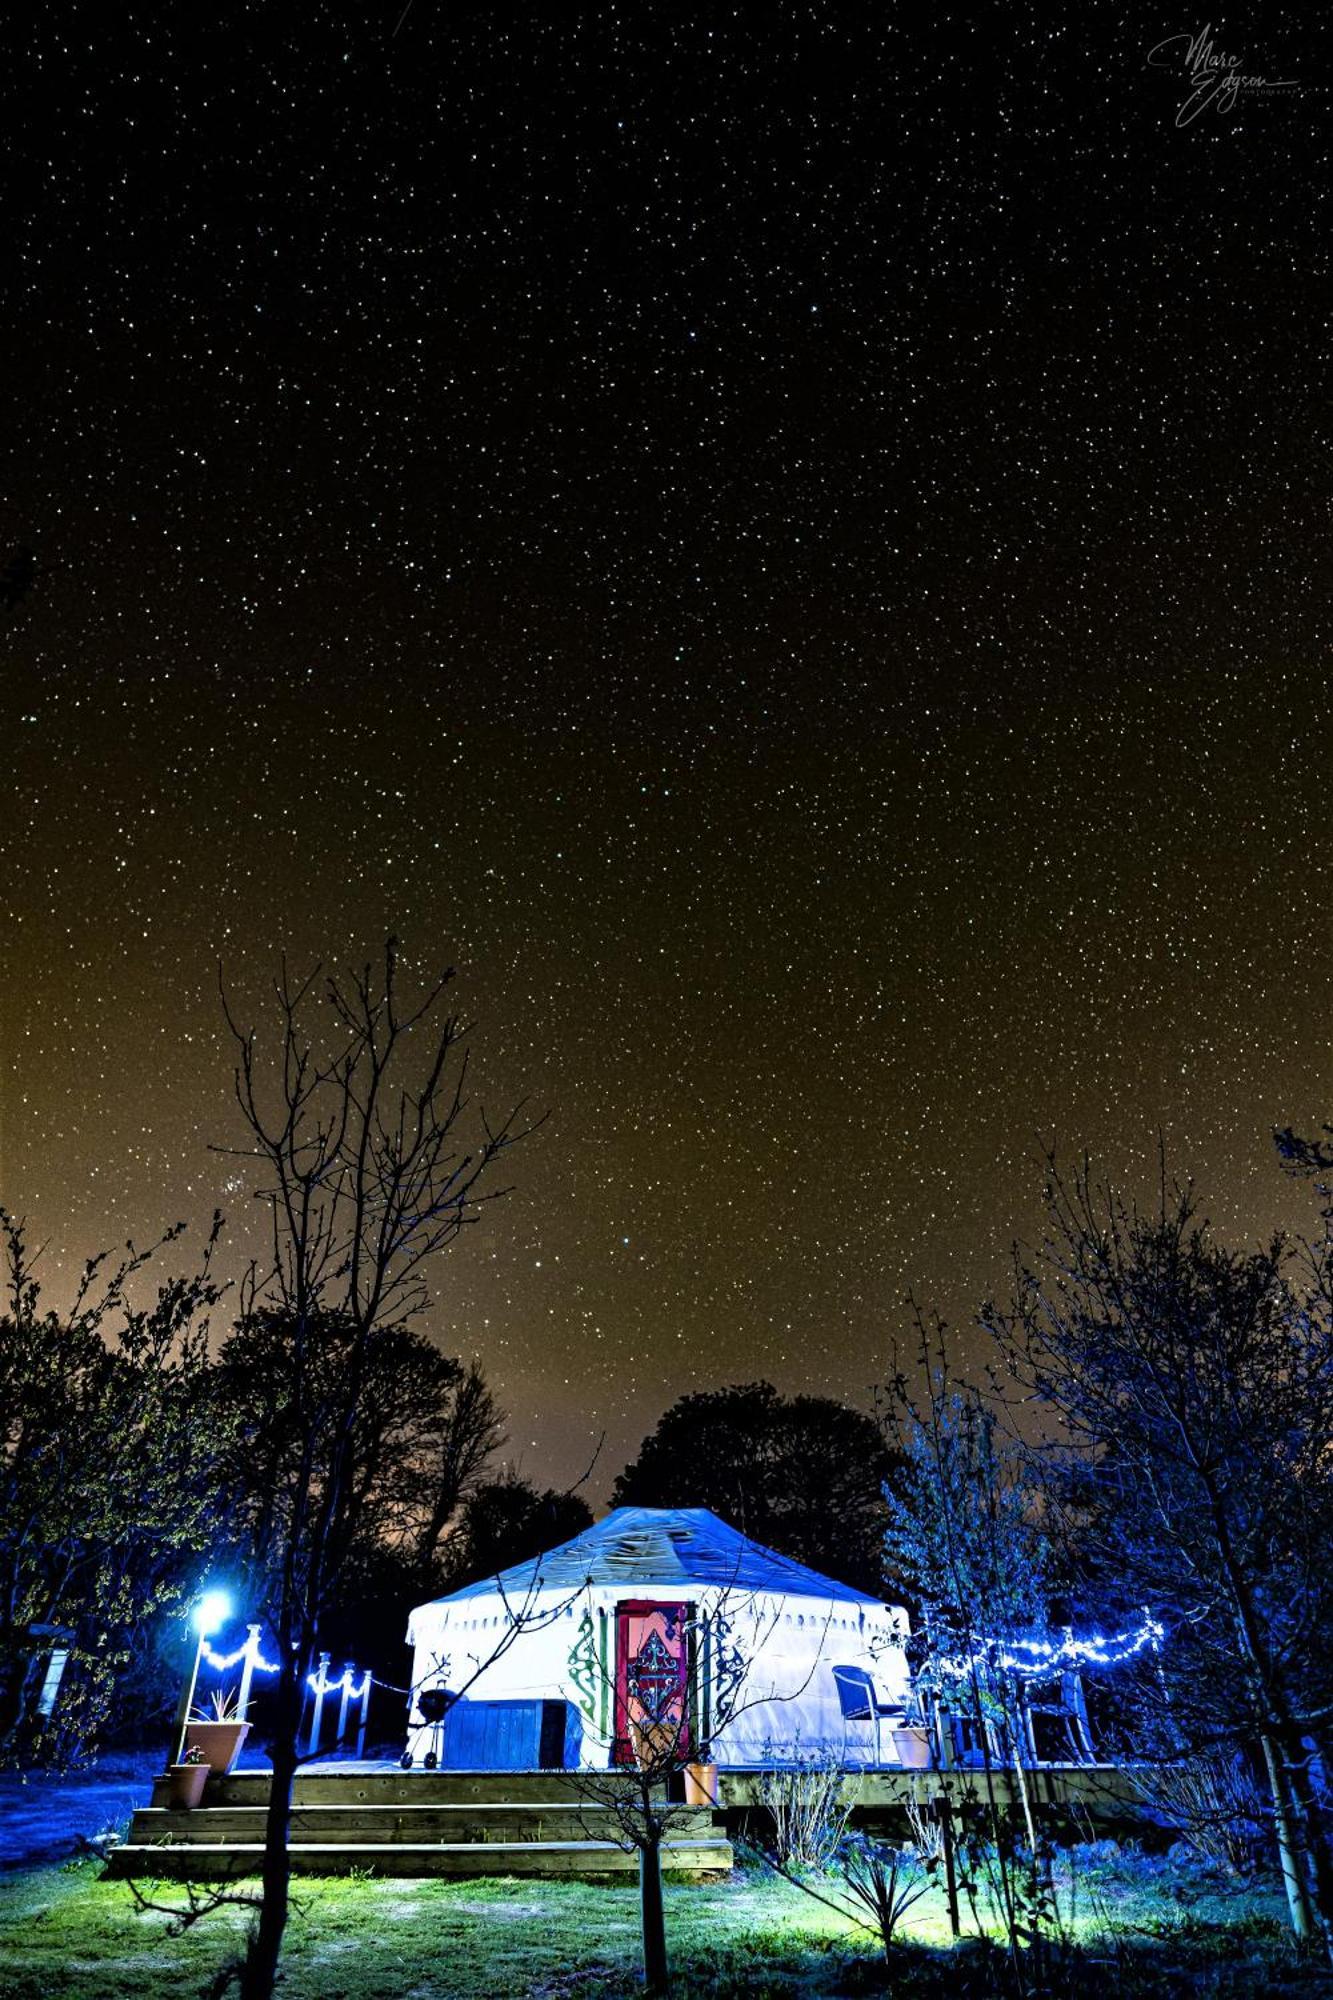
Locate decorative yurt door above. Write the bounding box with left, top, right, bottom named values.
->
left=612, top=1599, right=693, bottom=1766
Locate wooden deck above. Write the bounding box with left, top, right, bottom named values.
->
left=107, top=1768, right=733, bottom=1882
left=723, top=1762, right=1157, bottom=1819
left=106, top=1760, right=1153, bottom=1883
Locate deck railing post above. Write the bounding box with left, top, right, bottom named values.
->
left=237, top=1624, right=263, bottom=1721
left=933, top=1695, right=956, bottom=1769
left=307, top=1652, right=331, bottom=1757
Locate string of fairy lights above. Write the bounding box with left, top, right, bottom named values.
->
left=933, top=1614, right=1167, bottom=1684
left=199, top=1628, right=374, bottom=1703
left=194, top=1607, right=1166, bottom=1714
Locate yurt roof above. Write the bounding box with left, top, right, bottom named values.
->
left=417, top=1505, right=886, bottom=1611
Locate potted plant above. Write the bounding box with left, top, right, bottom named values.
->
left=164, top=1744, right=210, bottom=1810
left=891, top=1724, right=932, bottom=1769
left=184, top=1686, right=251, bottom=1775
left=891, top=1699, right=934, bottom=1770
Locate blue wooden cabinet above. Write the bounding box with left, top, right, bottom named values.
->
left=437, top=1697, right=583, bottom=1769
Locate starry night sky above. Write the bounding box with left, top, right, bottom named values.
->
left=3, top=7, right=1330, bottom=1494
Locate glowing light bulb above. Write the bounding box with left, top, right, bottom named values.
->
left=191, top=1587, right=232, bottom=1638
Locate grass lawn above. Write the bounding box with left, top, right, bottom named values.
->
left=1, top=1850, right=1331, bottom=1998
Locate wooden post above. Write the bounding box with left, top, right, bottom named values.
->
left=237, top=1625, right=263, bottom=1722
left=355, top=1673, right=371, bottom=1760
left=306, top=1653, right=330, bottom=1758
left=169, top=1629, right=205, bottom=1768
left=937, top=1787, right=962, bottom=1939
left=336, top=1665, right=354, bottom=1751
left=933, top=1695, right=956, bottom=1770
left=1021, top=1683, right=1039, bottom=1766
left=1063, top=1671, right=1096, bottom=1762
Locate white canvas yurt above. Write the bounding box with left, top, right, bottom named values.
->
left=404, top=1506, right=911, bottom=1771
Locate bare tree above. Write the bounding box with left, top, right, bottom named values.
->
left=880, top=1311, right=1054, bottom=1980
left=217, top=941, right=536, bottom=2000
left=565, top=1585, right=825, bottom=1991
left=567, top=1608, right=731, bottom=1992
left=985, top=1155, right=1333, bottom=1958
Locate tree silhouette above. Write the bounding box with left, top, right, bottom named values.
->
left=215, top=942, right=536, bottom=2000
left=442, top=1470, right=593, bottom=1590
left=987, top=1157, right=1333, bottom=1958
left=614, top=1381, right=902, bottom=1599
left=0, top=1209, right=228, bottom=1765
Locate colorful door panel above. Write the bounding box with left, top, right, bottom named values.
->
left=612, top=1599, right=693, bottom=1766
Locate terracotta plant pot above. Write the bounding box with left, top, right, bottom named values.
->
left=184, top=1719, right=251, bottom=1775
left=891, top=1724, right=933, bottom=1770
left=683, top=1761, right=718, bottom=1807
left=164, top=1761, right=210, bottom=1810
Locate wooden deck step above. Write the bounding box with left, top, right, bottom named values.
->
left=124, top=1804, right=718, bottom=1847
left=106, top=1836, right=734, bottom=1882
left=201, top=1769, right=654, bottom=1809
left=113, top=1770, right=733, bottom=1880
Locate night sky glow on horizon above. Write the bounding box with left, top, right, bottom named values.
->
left=3, top=8, right=1330, bottom=1495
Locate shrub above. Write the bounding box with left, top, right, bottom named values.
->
left=1134, top=1754, right=1270, bottom=1876
left=758, top=1745, right=859, bottom=1874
